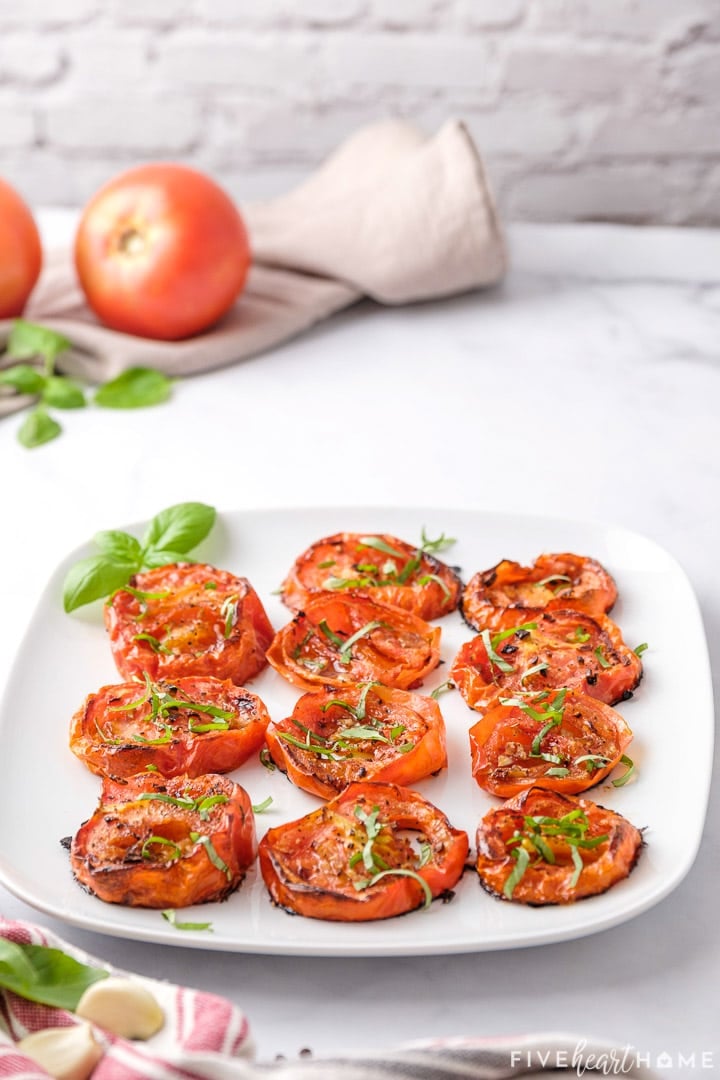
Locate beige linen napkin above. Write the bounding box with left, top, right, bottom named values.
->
left=0, top=118, right=505, bottom=415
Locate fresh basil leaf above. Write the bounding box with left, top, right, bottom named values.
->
left=0, top=939, right=107, bottom=1010
left=42, top=376, right=86, bottom=410
left=141, top=548, right=195, bottom=569
left=93, top=530, right=143, bottom=563
left=0, top=363, right=45, bottom=394
left=142, top=502, right=216, bottom=556
left=63, top=555, right=137, bottom=613
left=17, top=408, right=62, bottom=448
left=7, top=320, right=71, bottom=367
left=95, top=367, right=172, bottom=409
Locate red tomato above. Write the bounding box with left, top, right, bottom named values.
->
left=265, top=683, right=448, bottom=798
left=74, top=164, right=250, bottom=340
left=468, top=688, right=633, bottom=797
left=462, top=553, right=617, bottom=631
left=451, top=609, right=642, bottom=712
left=70, top=772, right=256, bottom=908
left=281, top=533, right=461, bottom=620
left=0, top=177, right=42, bottom=318
left=475, top=787, right=643, bottom=904
left=259, top=781, right=468, bottom=921
left=266, top=593, right=441, bottom=692
left=104, top=563, right=274, bottom=686
left=70, top=676, right=270, bottom=780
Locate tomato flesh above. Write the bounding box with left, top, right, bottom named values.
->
left=281, top=532, right=461, bottom=620
left=259, top=781, right=468, bottom=921
left=462, top=553, right=617, bottom=631
left=104, top=563, right=274, bottom=686
left=451, top=609, right=641, bottom=711
left=70, top=676, right=270, bottom=780
left=469, top=688, right=633, bottom=797
left=475, top=787, right=642, bottom=904
left=71, top=773, right=256, bottom=908
left=265, top=683, right=447, bottom=798
left=266, top=593, right=441, bottom=691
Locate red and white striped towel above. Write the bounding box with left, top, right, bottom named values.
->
left=0, top=918, right=659, bottom=1079
left=0, top=917, right=253, bottom=1079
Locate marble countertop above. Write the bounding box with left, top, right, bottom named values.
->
left=1, top=215, right=718, bottom=1076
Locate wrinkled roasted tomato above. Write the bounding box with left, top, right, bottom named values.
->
left=469, top=688, right=633, bottom=798
left=259, top=781, right=468, bottom=921
left=104, top=563, right=273, bottom=685
left=265, top=683, right=447, bottom=798
left=451, top=609, right=641, bottom=712
left=70, top=676, right=270, bottom=780
left=281, top=532, right=461, bottom=620
left=461, top=553, right=617, bottom=631
left=71, top=773, right=256, bottom=908
left=475, top=786, right=642, bottom=904
left=266, top=593, right=441, bottom=692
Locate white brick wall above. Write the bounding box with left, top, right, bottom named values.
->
left=0, top=0, right=718, bottom=224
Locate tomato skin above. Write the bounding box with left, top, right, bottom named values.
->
left=104, top=564, right=274, bottom=686
left=281, top=533, right=461, bottom=620
left=266, top=593, right=441, bottom=692
left=74, top=164, right=250, bottom=340
left=475, top=787, right=642, bottom=904
left=259, top=781, right=468, bottom=921
left=451, top=609, right=642, bottom=712
left=71, top=772, right=256, bottom=908
left=70, top=676, right=270, bottom=780
left=462, top=553, right=617, bottom=631
left=265, top=684, right=448, bottom=798
left=0, top=178, right=42, bottom=318
left=469, top=689, right=633, bottom=797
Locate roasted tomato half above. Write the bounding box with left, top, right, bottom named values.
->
left=281, top=532, right=461, bottom=620
left=266, top=593, right=441, bottom=692
left=265, top=683, right=447, bottom=798
left=104, top=563, right=274, bottom=685
left=259, top=781, right=468, bottom=921
left=475, top=786, right=642, bottom=904
left=71, top=772, right=256, bottom=908
left=70, top=676, right=270, bottom=780
left=469, top=688, right=633, bottom=798
left=451, top=609, right=641, bottom=712
left=461, top=553, right=617, bottom=631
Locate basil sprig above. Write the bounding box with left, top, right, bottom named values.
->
left=63, top=501, right=216, bottom=612
left=1, top=320, right=173, bottom=448
left=0, top=939, right=108, bottom=1010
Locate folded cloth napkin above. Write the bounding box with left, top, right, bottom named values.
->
left=0, top=118, right=506, bottom=417
left=1, top=918, right=658, bottom=1080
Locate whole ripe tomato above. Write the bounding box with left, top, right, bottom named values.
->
left=0, top=177, right=42, bottom=318
left=74, top=164, right=250, bottom=340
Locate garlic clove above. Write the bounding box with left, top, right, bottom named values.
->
left=75, top=976, right=164, bottom=1040
left=18, top=1022, right=103, bottom=1080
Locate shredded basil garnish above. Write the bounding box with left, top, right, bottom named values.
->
left=133, top=632, right=172, bottom=655
left=162, top=909, right=213, bottom=932
left=189, top=831, right=232, bottom=880
left=594, top=646, right=612, bottom=669
left=480, top=628, right=514, bottom=673
left=611, top=754, right=636, bottom=787
left=141, top=836, right=182, bottom=860
left=351, top=804, right=433, bottom=909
